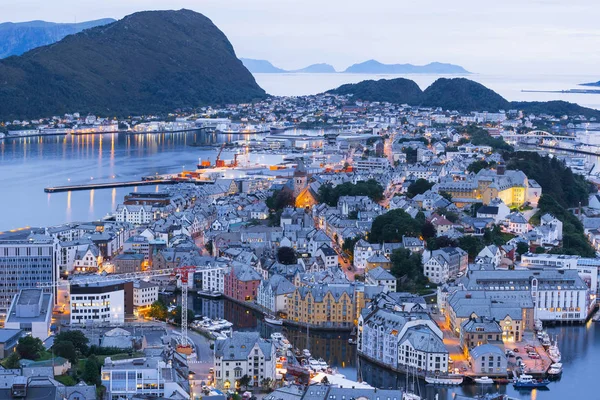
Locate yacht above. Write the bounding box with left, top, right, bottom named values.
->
left=270, top=332, right=284, bottom=341
left=534, top=319, right=543, bottom=331
left=302, top=349, right=311, bottom=358
left=474, top=376, right=494, bottom=384
left=513, top=374, right=550, bottom=389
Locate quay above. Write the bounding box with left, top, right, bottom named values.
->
left=44, top=179, right=215, bottom=193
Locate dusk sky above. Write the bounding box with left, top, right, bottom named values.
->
left=2, top=0, right=599, bottom=75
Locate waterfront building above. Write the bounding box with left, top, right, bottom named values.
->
left=469, top=344, right=508, bottom=375
left=0, top=233, right=56, bottom=320
left=101, top=356, right=188, bottom=399
left=214, top=332, right=275, bottom=390
left=70, top=281, right=133, bottom=325
left=256, top=274, right=295, bottom=314
left=288, top=284, right=355, bottom=328
left=4, top=289, right=52, bottom=341
left=224, top=264, right=262, bottom=302
left=194, top=263, right=227, bottom=293
left=115, top=204, right=155, bottom=225
left=358, top=306, right=448, bottom=374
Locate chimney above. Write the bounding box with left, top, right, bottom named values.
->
left=497, top=163, right=506, bottom=175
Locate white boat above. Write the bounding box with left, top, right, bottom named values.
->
left=548, top=339, right=561, bottom=363
left=474, top=376, right=494, bottom=384
left=270, top=332, right=284, bottom=341
left=425, top=375, right=463, bottom=386
left=265, top=315, right=283, bottom=325
left=302, top=349, right=311, bottom=358
left=534, top=319, right=543, bottom=331
left=402, top=394, right=421, bottom=400
left=548, top=362, right=562, bottom=377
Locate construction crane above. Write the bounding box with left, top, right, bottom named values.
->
left=215, top=143, right=226, bottom=168
left=37, top=266, right=198, bottom=354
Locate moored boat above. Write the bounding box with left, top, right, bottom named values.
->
left=547, top=362, right=562, bottom=378
left=265, top=315, right=284, bottom=325
left=474, top=376, right=494, bottom=384
left=425, top=375, right=463, bottom=385
left=513, top=374, right=550, bottom=389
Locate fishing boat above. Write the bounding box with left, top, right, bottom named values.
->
left=513, top=374, right=550, bottom=389
left=474, top=376, right=494, bottom=384
left=425, top=375, right=463, bottom=385
left=548, top=337, right=561, bottom=363
left=265, top=315, right=283, bottom=326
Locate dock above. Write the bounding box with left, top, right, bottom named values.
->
left=44, top=179, right=214, bottom=193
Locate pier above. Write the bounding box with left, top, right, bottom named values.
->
left=44, top=179, right=214, bottom=193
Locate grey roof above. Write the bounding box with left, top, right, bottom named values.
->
left=0, top=329, right=22, bottom=343
left=230, top=264, right=262, bottom=282
left=367, top=266, right=396, bottom=281
left=262, top=274, right=296, bottom=295
left=470, top=344, right=506, bottom=359
left=296, top=284, right=354, bottom=302
left=214, top=332, right=272, bottom=361
left=461, top=317, right=502, bottom=333
left=400, top=325, right=448, bottom=354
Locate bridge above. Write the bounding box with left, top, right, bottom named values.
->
left=501, top=130, right=577, bottom=141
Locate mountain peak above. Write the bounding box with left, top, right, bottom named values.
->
left=344, top=59, right=470, bottom=74
left=0, top=9, right=266, bottom=119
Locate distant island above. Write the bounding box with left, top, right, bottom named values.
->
left=0, top=10, right=266, bottom=120
left=0, top=18, right=115, bottom=59
left=240, top=58, right=336, bottom=73
left=343, top=59, right=470, bottom=74
left=326, top=77, right=600, bottom=118
left=581, top=80, right=600, bottom=87
left=241, top=58, right=469, bottom=74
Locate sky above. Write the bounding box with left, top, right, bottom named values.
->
left=2, top=0, right=600, bottom=75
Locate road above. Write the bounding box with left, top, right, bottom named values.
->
left=166, top=325, right=214, bottom=382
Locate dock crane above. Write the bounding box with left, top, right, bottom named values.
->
left=215, top=143, right=226, bottom=168
left=37, top=266, right=198, bottom=353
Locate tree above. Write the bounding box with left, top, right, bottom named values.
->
left=3, top=352, right=20, bottom=369
left=277, top=246, right=297, bottom=265
left=266, top=189, right=295, bottom=211
left=205, top=239, right=213, bottom=255
left=421, top=222, right=436, bottom=240
left=82, top=355, right=101, bottom=386
left=55, top=330, right=89, bottom=355
left=317, top=180, right=384, bottom=207
left=516, top=242, right=529, bottom=257
left=238, top=374, right=251, bottom=390
left=53, top=341, right=78, bottom=364
left=390, top=248, right=425, bottom=288
left=406, top=179, right=434, bottom=198
left=16, top=336, right=44, bottom=360
left=369, top=209, right=423, bottom=243
left=261, top=377, right=273, bottom=391
left=439, top=191, right=453, bottom=202
left=148, top=299, right=169, bottom=320
left=172, top=307, right=195, bottom=326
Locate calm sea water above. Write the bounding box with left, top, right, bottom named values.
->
left=195, top=297, right=598, bottom=400
left=254, top=73, right=600, bottom=110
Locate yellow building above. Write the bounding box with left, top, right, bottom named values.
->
left=288, top=284, right=355, bottom=328
left=437, top=167, right=534, bottom=208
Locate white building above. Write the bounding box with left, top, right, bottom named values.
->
left=214, top=332, right=275, bottom=390
left=257, top=274, right=296, bottom=313
left=101, top=356, right=189, bottom=399
left=365, top=267, right=397, bottom=293
left=4, top=289, right=52, bottom=341
left=353, top=157, right=390, bottom=173
left=115, top=204, right=155, bottom=225
left=70, top=281, right=128, bottom=325
left=133, top=281, right=159, bottom=311
left=354, top=240, right=380, bottom=271
left=315, top=244, right=338, bottom=269
left=195, top=264, right=227, bottom=293
left=358, top=307, right=448, bottom=374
